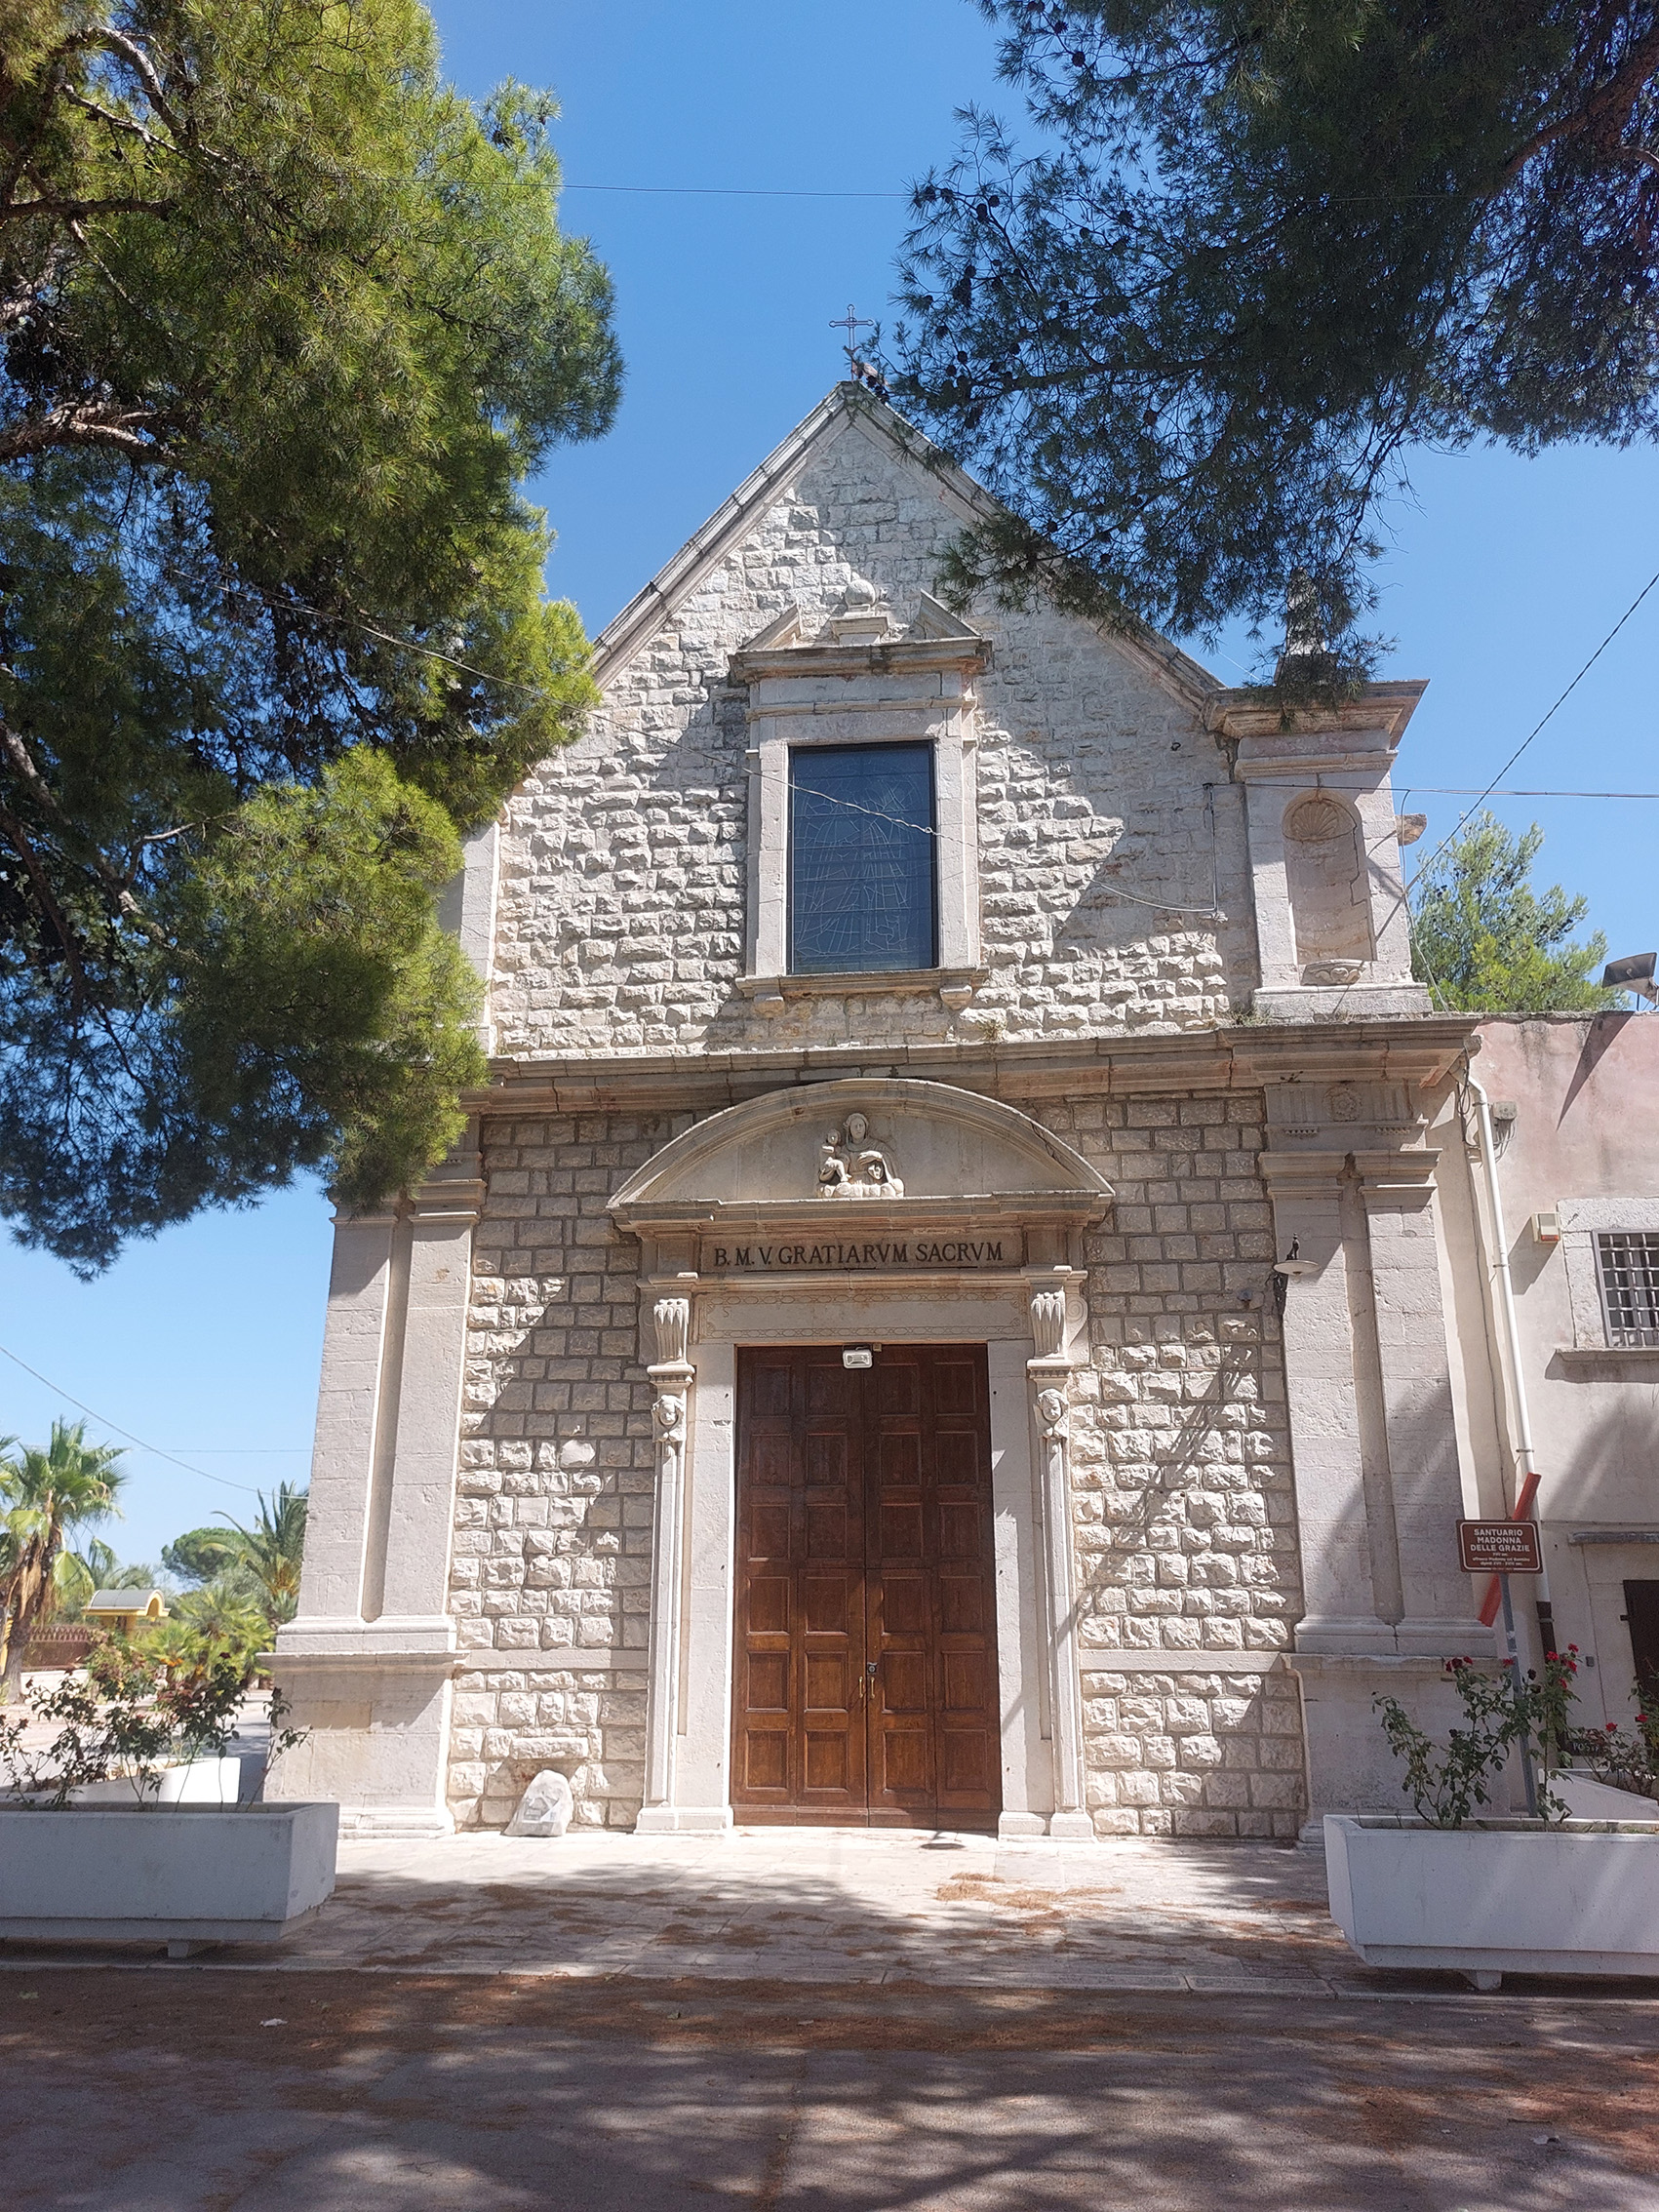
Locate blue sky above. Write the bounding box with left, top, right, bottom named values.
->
left=3, top=0, right=1656, bottom=1566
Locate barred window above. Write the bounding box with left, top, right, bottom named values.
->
left=1597, top=1232, right=1659, bottom=1348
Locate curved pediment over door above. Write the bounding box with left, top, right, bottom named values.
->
left=610, top=1078, right=1113, bottom=1280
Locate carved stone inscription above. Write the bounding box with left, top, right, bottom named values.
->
left=703, top=1233, right=1018, bottom=1274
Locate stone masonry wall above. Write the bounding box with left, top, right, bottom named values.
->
left=1048, top=1090, right=1305, bottom=1838
left=491, top=408, right=1259, bottom=1061
left=446, top=1092, right=1305, bottom=1838
left=446, top=1111, right=692, bottom=1831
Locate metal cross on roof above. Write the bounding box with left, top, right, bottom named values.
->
left=830, top=302, right=874, bottom=375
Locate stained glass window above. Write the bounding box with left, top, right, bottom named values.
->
left=788, top=743, right=936, bottom=974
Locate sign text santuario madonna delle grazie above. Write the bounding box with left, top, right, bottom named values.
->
left=270, top=381, right=1659, bottom=1842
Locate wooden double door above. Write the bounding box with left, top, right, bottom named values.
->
left=731, top=1343, right=1003, bottom=1829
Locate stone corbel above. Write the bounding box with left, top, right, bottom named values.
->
left=642, top=1293, right=695, bottom=1816
left=1028, top=1283, right=1092, bottom=1839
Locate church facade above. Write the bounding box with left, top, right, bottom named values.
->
left=274, top=384, right=1641, bottom=1840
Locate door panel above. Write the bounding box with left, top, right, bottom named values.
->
left=731, top=1343, right=1001, bottom=1828
left=1625, top=1581, right=1659, bottom=1698
left=732, top=1347, right=865, bottom=1819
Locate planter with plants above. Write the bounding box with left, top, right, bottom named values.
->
left=0, top=1633, right=336, bottom=1955
left=1559, top=1701, right=1659, bottom=1813
left=1325, top=1650, right=1659, bottom=1989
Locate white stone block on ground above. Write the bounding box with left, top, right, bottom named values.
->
left=506, top=1769, right=574, bottom=1837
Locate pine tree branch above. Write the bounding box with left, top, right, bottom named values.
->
left=0, top=718, right=171, bottom=950
left=56, top=25, right=196, bottom=151
left=0, top=403, right=165, bottom=462
left=0, top=795, right=87, bottom=992
left=1498, top=20, right=1659, bottom=188
left=1, top=195, right=178, bottom=225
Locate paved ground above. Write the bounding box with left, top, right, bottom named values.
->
left=4, top=1831, right=1658, bottom=2207
left=244, top=1828, right=1364, bottom=1994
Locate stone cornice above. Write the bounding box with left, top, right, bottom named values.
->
left=1205, top=681, right=1429, bottom=747
left=470, top=1016, right=1478, bottom=1118
left=730, top=633, right=991, bottom=686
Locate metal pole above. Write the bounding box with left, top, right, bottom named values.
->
left=1498, top=1571, right=1538, bottom=1816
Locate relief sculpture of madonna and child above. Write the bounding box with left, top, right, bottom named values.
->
left=816, top=1112, right=904, bottom=1200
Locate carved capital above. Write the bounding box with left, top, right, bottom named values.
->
left=652, top=1295, right=691, bottom=1367
left=1029, top=1287, right=1067, bottom=1362
left=1352, top=1148, right=1442, bottom=1206
left=409, top=1121, right=485, bottom=1225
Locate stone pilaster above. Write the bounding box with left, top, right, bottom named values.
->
left=1027, top=1277, right=1092, bottom=1837
left=368, top=1134, right=485, bottom=1629
left=290, top=1205, right=399, bottom=1624
left=271, top=1127, right=484, bottom=1837
left=1259, top=1153, right=1394, bottom=1651
left=1354, top=1150, right=1485, bottom=1649
left=638, top=1294, right=694, bottom=1828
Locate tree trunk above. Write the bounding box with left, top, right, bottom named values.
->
left=0, top=1554, right=48, bottom=1704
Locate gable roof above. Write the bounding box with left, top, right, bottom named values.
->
left=589, top=381, right=1221, bottom=709
left=85, top=1588, right=167, bottom=1616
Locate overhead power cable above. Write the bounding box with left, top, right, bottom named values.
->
left=0, top=1341, right=263, bottom=1495
left=1406, top=564, right=1659, bottom=889
left=565, top=183, right=906, bottom=199
left=1399, top=788, right=1659, bottom=801
left=791, top=780, right=1220, bottom=918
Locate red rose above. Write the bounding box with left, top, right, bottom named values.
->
left=1607, top=1721, right=1620, bottom=1731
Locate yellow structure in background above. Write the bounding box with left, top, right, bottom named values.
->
left=83, top=1590, right=169, bottom=1636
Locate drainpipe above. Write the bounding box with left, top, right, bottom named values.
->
left=1468, top=1068, right=1550, bottom=1816
left=1466, top=1070, right=1549, bottom=1621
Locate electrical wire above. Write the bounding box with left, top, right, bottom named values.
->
left=0, top=1341, right=264, bottom=1495
left=1406, top=564, right=1659, bottom=890
left=566, top=182, right=906, bottom=200
left=790, top=780, right=1220, bottom=918
left=1262, top=784, right=1659, bottom=801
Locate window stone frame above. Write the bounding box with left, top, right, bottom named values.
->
left=1559, top=1198, right=1659, bottom=1363
left=730, top=612, right=987, bottom=1014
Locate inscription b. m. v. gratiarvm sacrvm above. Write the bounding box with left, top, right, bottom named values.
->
left=705, top=1237, right=1011, bottom=1272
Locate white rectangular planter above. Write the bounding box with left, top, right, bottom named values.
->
left=1325, top=1813, right=1659, bottom=1986
left=1555, top=1772, right=1658, bottom=1821
left=67, top=1758, right=246, bottom=1807
left=0, top=1801, right=338, bottom=1950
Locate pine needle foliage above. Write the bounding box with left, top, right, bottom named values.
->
left=891, top=4, right=1659, bottom=667
left=1409, top=812, right=1618, bottom=1011
left=0, top=1, right=621, bottom=1268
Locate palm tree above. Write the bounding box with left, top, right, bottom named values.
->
left=47, top=1534, right=120, bottom=1626
left=210, top=1484, right=307, bottom=1626
left=0, top=1421, right=126, bottom=1700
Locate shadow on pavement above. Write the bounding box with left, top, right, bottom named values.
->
left=2, top=1967, right=1655, bottom=2210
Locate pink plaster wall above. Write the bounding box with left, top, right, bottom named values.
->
left=1474, top=1013, right=1659, bottom=1721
